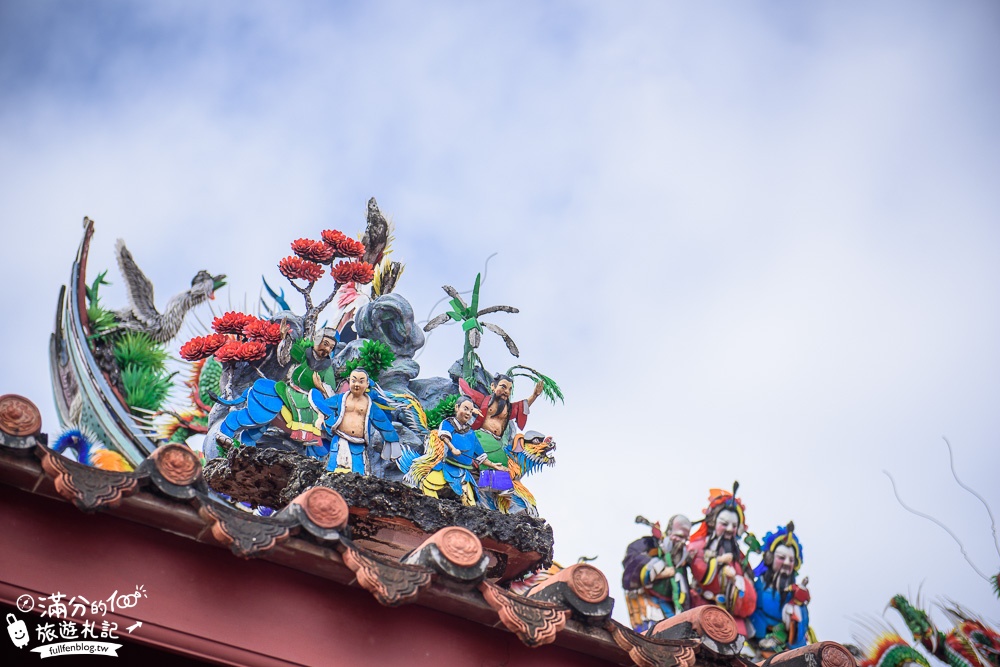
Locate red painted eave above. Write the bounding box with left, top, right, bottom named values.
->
left=0, top=448, right=629, bottom=666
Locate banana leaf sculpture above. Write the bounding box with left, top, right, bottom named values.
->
left=423, top=273, right=519, bottom=383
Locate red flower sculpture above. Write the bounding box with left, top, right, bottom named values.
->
left=212, top=312, right=256, bottom=335
left=321, top=229, right=348, bottom=246
left=279, top=256, right=324, bottom=283
left=235, top=341, right=268, bottom=361
left=291, top=238, right=335, bottom=264
left=321, top=229, right=365, bottom=259
left=331, top=260, right=375, bottom=285
left=214, top=340, right=244, bottom=363
left=244, top=319, right=283, bottom=345
left=179, top=333, right=229, bottom=361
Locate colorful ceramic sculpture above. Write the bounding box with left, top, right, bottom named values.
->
left=398, top=397, right=488, bottom=505
left=687, top=483, right=757, bottom=635
left=622, top=514, right=693, bottom=633
left=458, top=373, right=543, bottom=494
left=890, top=595, right=1000, bottom=667
left=749, top=522, right=812, bottom=653
left=311, top=368, right=400, bottom=475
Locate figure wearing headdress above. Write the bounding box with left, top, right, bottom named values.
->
left=749, top=522, right=812, bottom=654
left=622, top=514, right=693, bottom=633
left=687, top=483, right=757, bottom=635
left=458, top=372, right=543, bottom=494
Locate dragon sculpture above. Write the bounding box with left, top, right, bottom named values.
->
left=155, top=357, right=223, bottom=462
left=114, top=238, right=226, bottom=342
left=890, top=594, right=1000, bottom=667
left=860, top=632, right=932, bottom=667
left=480, top=431, right=556, bottom=517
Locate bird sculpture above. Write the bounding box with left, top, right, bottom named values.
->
left=114, top=239, right=226, bottom=343
left=53, top=429, right=134, bottom=472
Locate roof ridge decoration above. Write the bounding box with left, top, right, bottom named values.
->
left=49, top=205, right=565, bottom=525
left=527, top=562, right=615, bottom=624
left=341, top=542, right=435, bottom=607
left=606, top=619, right=700, bottom=667
left=29, top=204, right=864, bottom=665
left=2, top=395, right=858, bottom=666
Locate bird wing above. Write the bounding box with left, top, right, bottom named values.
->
left=405, top=430, right=446, bottom=485
left=115, top=239, right=159, bottom=325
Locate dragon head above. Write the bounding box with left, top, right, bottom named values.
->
left=890, top=594, right=938, bottom=652
left=516, top=431, right=556, bottom=467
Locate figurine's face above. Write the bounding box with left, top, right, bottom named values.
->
left=772, top=544, right=797, bottom=575
left=348, top=370, right=369, bottom=395
left=667, top=521, right=691, bottom=547
left=491, top=379, right=513, bottom=399
left=314, top=337, right=336, bottom=359
left=455, top=400, right=474, bottom=424
left=714, top=510, right=740, bottom=539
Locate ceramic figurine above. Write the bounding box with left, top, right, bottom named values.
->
left=458, top=373, right=543, bottom=495
left=622, top=514, right=693, bottom=633
left=212, top=326, right=338, bottom=454
left=748, top=522, right=812, bottom=654
left=311, top=368, right=400, bottom=475
left=114, top=238, right=226, bottom=343
left=687, top=482, right=757, bottom=635
left=399, top=397, right=492, bottom=505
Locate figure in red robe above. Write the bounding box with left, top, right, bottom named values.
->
left=458, top=373, right=542, bottom=493
left=687, top=484, right=757, bottom=635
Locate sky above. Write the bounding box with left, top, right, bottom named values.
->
left=1, top=0, right=999, bottom=647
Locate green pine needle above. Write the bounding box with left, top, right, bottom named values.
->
left=86, top=304, right=118, bottom=339
left=121, top=364, right=173, bottom=412
left=425, top=394, right=459, bottom=430
left=114, top=331, right=169, bottom=371
left=342, top=339, right=396, bottom=383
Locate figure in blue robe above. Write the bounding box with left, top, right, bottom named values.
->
left=749, top=524, right=811, bottom=653
left=309, top=368, right=399, bottom=475
left=434, top=417, right=486, bottom=501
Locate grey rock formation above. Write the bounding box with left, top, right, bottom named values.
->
left=354, top=293, right=425, bottom=357
left=409, top=376, right=459, bottom=409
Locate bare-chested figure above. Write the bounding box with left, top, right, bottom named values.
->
left=457, top=373, right=543, bottom=493
left=313, top=368, right=400, bottom=475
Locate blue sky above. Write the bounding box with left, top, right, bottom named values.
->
left=1, top=0, right=999, bottom=645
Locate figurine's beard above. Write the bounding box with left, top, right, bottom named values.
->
left=764, top=569, right=794, bottom=593
left=670, top=542, right=687, bottom=564
left=710, top=536, right=739, bottom=558
left=488, top=395, right=509, bottom=418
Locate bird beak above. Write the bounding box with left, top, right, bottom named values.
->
left=211, top=274, right=227, bottom=298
